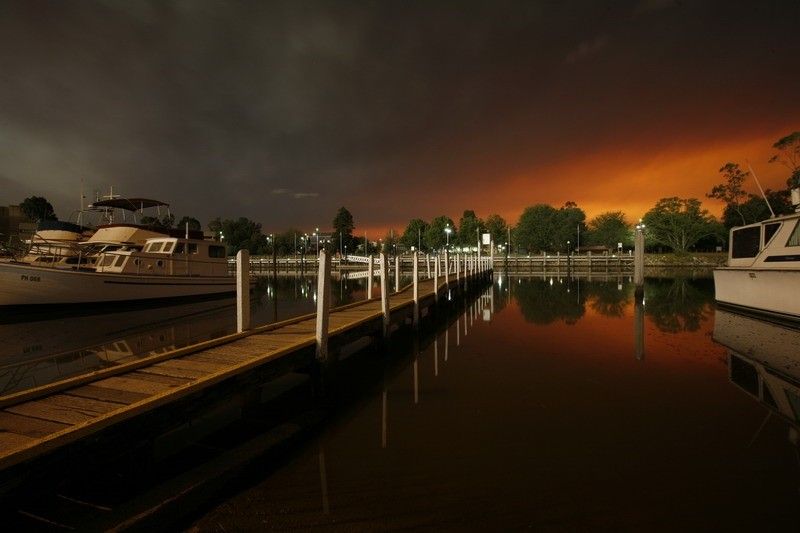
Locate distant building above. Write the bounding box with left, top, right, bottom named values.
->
left=0, top=205, right=34, bottom=243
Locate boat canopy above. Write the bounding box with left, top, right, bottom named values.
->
left=88, top=198, right=170, bottom=212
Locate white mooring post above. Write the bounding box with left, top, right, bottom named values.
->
left=426, top=253, right=431, bottom=279
left=315, top=250, right=331, bottom=360
left=413, top=251, right=419, bottom=327
left=634, top=223, right=645, bottom=297
left=236, top=249, right=250, bottom=333
left=444, top=251, right=449, bottom=287
left=395, top=255, right=400, bottom=293
left=380, top=252, right=390, bottom=336
left=367, top=254, right=374, bottom=299
left=433, top=253, right=439, bottom=302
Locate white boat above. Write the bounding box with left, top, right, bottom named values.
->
left=0, top=236, right=245, bottom=306
left=713, top=191, right=800, bottom=321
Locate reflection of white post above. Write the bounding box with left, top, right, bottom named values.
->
left=635, top=291, right=645, bottom=361
left=413, top=356, right=419, bottom=404
left=381, top=388, right=387, bottom=448
left=236, top=250, right=250, bottom=333
left=315, top=250, right=331, bottom=360
left=456, top=315, right=460, bottom=346
left=413, top=251, right=419, bottom=327
left=318, top=444, right=330, bottom=515
left=455, top=253, right=460, bottom=282
left=380, top=252, right=390, bottom=336
left=490, top=240, right=494, bottom=269
left=367, top=254, right=374, bottom=299
left=445, top=327, right=449, bottom=361
left=434, top=337, right=439, bottom=376
left=394, top=255, right=400, bottom=293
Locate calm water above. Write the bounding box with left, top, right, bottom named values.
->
left=183, top=273, right=799, bottom=531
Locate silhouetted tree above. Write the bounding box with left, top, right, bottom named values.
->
left=425, top=215, right=456, bottom=251
left=176, top=216, right=201, bottom=231
left=586, top=211, right=630, bottom=249
left=401, top=218, right=428, bottom=251
left=707, top=162, right=749, bottom=226
left=332, top=206, right=355, bottom=253
left=20, top=196, right=57, bottom=222
left=642, top=197, right=721, bottom=253
left=769, top=131, right=800, bottom=188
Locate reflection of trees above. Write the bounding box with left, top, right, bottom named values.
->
left=644, top=277, right=714, bottom=332
left=585, top=281, right=631, bottom=318
left=514, top=278, right=585, bottom=325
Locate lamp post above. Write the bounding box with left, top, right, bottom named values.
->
left=444, top=225, right=452, bottom=250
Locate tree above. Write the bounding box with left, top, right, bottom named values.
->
left=642, top=197, right=721, bottom=253
left=20, top=196, right=57, bottom=222
left=484, top=214, right=508, bottom=245
left=425, top=215, right=456, bottom=251
left=401, top=218, right=428, bottom=251
left=382, top=229, right=399, bottom=254
left=457, top=210, right=482, bottom=248
left=514, top=204, right=559, bottom=253
left=721, top=189, right=793, bottom=229
left=208, top=217, right=222, bottom=237
left=769, top=131, right=800, bottom=188
left=586, top=211, right=630, bottom=249
left=707, top=162, right=749, bottom=226
left=176, top=216, right=201, bottom=231
left=332, top=206, right=355, bottom=254
left=220, top=217, right=267, bottom=255
left=139, top=214, right=174, bottom=229
left=554, top=201, right=586, bottom=252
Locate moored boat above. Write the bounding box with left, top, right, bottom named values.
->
left=0, top=236, right=245, bottom=306
left=713, top=190, right=800, bottom=321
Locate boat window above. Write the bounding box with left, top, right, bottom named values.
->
left=763, top=223, right=781, bottom=245
left=114, top=255, right=126, bottom=267
left=787, top=221, right=800, bottom=247
left=174, top=243, right=185, bottom=254
left=209, top=245, right=226, bottom=258
left=163, top=243, right=174, bottom=253
left=729, top=355, right=758, bottom=396
left=188, top=243, right=198, bottom=254
left=731, top=226, right=761, bottom=258
left=786, top=389, right=800, bottom=424
left=99, top=255, right=115, bottom=267
left=148, top=242, right=164, bottom=253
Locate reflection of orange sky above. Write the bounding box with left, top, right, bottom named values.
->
left=361, top=126, right=796, bottom=236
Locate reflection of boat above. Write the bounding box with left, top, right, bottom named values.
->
left=714, top=309, right=800, bottom=442
left=714, top=193, right=800, bottom=321
left=0, top=235, right=242, bottom=306
left=0, top=298, right=237, bottom=395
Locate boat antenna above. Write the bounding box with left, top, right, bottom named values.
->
left=746, top=160, right=775, bottom=218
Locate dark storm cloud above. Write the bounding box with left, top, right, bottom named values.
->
left=0, top=0, right=798, bottom=231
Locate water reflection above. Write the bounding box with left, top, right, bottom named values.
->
left=714, top=309, right=800, bottom=453
left=0, top=274, right=369, bottom=396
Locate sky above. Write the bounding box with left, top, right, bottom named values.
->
left=0, top=0, right=798, bottom=235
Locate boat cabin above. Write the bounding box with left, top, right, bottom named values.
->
left=728, top=212, right=800, bottom=268
left=95, top=237, right=228, bottom=276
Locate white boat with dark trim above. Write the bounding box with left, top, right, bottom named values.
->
left=713, top=190, right=800, bottom=321
left=0, top=236, right=246, bottom=306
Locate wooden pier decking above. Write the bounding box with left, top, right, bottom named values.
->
left=0, top=257, right=491, bottom=477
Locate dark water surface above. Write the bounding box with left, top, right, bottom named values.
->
left=185, top=273, right=800, bottom=531
left=0, top=273, right=377, bottom=396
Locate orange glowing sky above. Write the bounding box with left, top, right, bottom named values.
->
left=1, top=2, right=798, bottom=235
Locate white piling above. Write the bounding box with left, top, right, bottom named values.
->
left=395, top=255, right=400, bottom=293
left=236, top=249, right=250, bottom=333
left=413, top=251, right=419, bottom=326
left=367, top=254, right=374, bottom=299
left=444, top=250, right=449, bottom=286
left=634, top=225, right=645, bottom=296
left=315, top=250, right=331, bottom=360
left=380, top=252, right=390, bottom=336
left=426, top=253, right=431, bottom=279
left=433, top=253, right=439, bottom=301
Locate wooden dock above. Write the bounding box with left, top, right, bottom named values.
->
left=0, top=251, right=492, bottom=482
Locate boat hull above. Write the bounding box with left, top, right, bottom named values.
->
left=713, top=268, right=800, bottom=321
left=0, top=261, right=242, bottom=306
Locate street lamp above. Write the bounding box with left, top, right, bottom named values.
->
left=444, top=224, right=452, bottom=250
